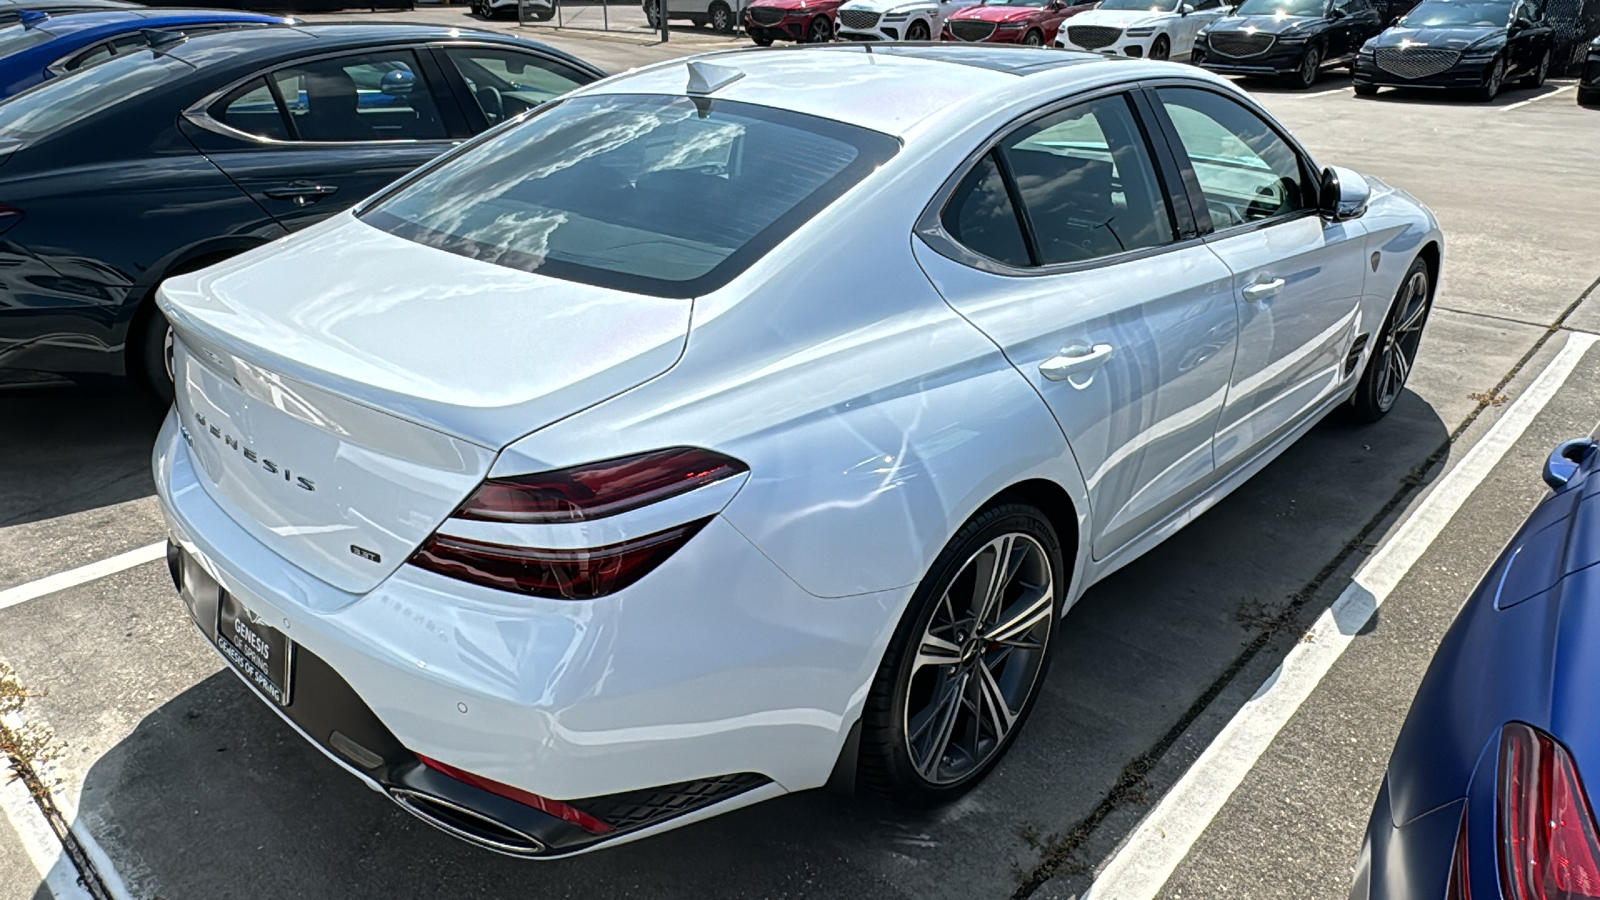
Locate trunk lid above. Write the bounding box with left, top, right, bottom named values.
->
left=161, top=214, right=693, bottom=593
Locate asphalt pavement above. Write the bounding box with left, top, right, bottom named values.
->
left=1, top=29, right=1598, bottom=900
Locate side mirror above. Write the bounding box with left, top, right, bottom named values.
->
left=1319, top=165, right=1370, bottom=221
left=379, top=69, right=415, bottom=96
left=1543, top=439, right=1597, bottom=490
left=1179, top=2, right=1194, bottom=13
left=1327, top=6, right=1344, bottom=17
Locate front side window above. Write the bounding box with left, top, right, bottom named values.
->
left=362, top=94, right=899, bottom=298
left=1158, top=87, right=1311, bottom=231
left=442, top=47, right=591, bottom=126
left=270, top=51, right=446, bottom=142
left=997, top=95, right=1175, bottom=266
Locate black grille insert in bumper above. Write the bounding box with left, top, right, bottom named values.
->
left=1208, top=30, right=1276, bottom=56
left=1067, top=24, right=1122, bottom=48
left=950, top=19, right=997, bottom=40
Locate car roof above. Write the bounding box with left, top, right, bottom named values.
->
left=22, top=8, right=285, bottom=37
left=579, top=45, right=1128, bottom=137
left=161, top=21, right=579, bottom=67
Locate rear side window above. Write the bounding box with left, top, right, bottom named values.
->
left=942, top=153, right=1030, bottom=268
left=215, top=77, right=290, bottom=141
left=441, top=47, right=591, bottom=126
left=270, top=51, right=446, bottom=142
left=362, top=94, right=900, bottom=298
left=998, top=96, right=1174, bottom=265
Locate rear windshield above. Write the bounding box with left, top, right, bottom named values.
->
left=361, top=93, right=899, bottom=298
left=0, top=48, right=190, bottom=140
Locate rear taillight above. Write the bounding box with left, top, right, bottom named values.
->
left=1448, top=809, right=1472, bottom=900
left=1500, top=722, right=1600, bottom=900
left=416, top=754, right=613, bottom=835
left=409, top=518, right=708, bottom=600
left=456, top=447, right=747, bottom=524
left=408, top=447, right=745, bottom=599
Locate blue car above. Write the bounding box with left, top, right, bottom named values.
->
left=1353, top=435, right=1600, bottom=899
left=0, top=8, right=290, bottom=98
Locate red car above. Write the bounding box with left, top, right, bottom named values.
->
left=940, top=0, right=1094, bottom=44
left=744, top=0, right=845, bottom=43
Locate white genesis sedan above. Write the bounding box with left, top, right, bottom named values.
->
left=154, top=45, right=1442, bottom=856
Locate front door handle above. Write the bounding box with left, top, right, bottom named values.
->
left=1241, top=277, right=1286, bottom=303
left=1039, top=343, right=1115, bottom=381
left=263, top=183, right=340, bottom=207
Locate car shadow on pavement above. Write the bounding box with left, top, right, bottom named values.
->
left=0, top=391, right=165, bottom=529
left=54, top=387, right=1449, bottom=899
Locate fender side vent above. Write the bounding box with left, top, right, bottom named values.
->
left=1346, top=333, right=1370, bottom=376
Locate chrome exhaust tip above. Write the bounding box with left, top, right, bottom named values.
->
left=389, top=788, right=546, bottom=857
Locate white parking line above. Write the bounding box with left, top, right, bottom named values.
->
left=1292, top=87, right=1351, bottom=99
left=0, top=543, right=165, bottom=613
left=1500, top=83, right=1577, bottom=111
left=1084, top=330, right=1600, bottom=900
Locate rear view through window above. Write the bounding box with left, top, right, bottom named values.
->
left=362, top=93, right=899, bottom=297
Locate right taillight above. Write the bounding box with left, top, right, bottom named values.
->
left=407, top=447, right=745, bottom=600
left=1500, top=722, right=1600, bottom=900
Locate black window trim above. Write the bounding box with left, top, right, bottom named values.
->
left=1138, top=79, right=1328, bottom=242
left=184, top=42, right=471, bottom=148
left=916, top=80, right=1205, bottom=279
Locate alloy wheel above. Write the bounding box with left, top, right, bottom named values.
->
left=1480, top=57, right=1504, bottom=101
left=1024, top=29, right=1043, bottom=45
left=1149, top=36, right=1170, bottom=60
left=1374, top=268, right=1429, bottom=410
left=808, top=15, right=832, bottom=41
left=902, top=532, right=1054, bottom=786
left=908, top=20, right=929, bottom=40
left=1297, top=46, right=1321, bottom=89
left=711, top=2, right=733, bottom=32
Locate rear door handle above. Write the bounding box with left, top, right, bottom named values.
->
left=1241, top=277, right=1286, bottom=303
left=1039, top=343, right=1115, bottom=381
left=263, top=183, right=340, bottom=206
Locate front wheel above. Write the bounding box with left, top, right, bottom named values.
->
left=1148, top=34, right=1170, bottom=60
left=806, top=13, right=833, bottom=41
left=1350, top=257, right=1432, bottom=423
left=709, top=1, right=734, bottom=32
left=1521, top=48, right=1550, bottom=87
left=1290, top=44, right=1322, bottom=89
left=906, top=19, right=929, bottom=40
left=859, top=503, right=1064, bottom=805
left=1023, top=28, right=1043, bottom=46
left=1476, top=56, right=1504, bottom=101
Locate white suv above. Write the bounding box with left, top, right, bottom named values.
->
left=1053, top=0, right=1228, bottom=59
left=644, top=0, right=748, bottom=31
left=835, top=0, right=976, bottom=40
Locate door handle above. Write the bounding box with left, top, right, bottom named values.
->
left=1039, top=343, right=1115, bottom=381
left=263, top=183, right=340, bottom=207
left=1241, top=277, right=1285, bottom=303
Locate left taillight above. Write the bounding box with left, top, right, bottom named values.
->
left=1499, top=722, right=1600, bottom=900
left=407, top=447, right=745, bottom=600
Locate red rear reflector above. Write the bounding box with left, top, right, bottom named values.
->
left=456, top=447, right=747, bottom=524
left=1500, top=722, right=1600, bottom=900
left=416, top=755, right=613, bottom=835
left=409, top=518, right=709, bottom=600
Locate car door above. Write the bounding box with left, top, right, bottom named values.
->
left=1340, top=0, right=1385, bottom=55
left=1176, top=0, right=1228, bottom=55
left=180, top=47, right=468, bottom=233
left=1149, top=85, right=1366, bottom=471
left=1324, top=0, right=1356, bottom=59
left=433, top=44, right=595, bottom=132
left=912, top=90, right=1242, bottom=558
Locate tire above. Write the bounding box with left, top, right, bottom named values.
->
left=1022, top=28, right=1043, bottom=46
left=643, top=1, right=658, bottom=27
left=135, top=307, right=176, bottom=406
left=709, top=1, right=734, bottom=32
left=1289, top=44, right=1321, bottom=89
left=690, top=14, right=707, bottom=26
left=1520, top=48, right=1550, bottom=87
left=1148, top=34, right=1170, bottom=60
left=1353, top=81, right=1378, bottom=96
left=1350, top=256, right=1432, bottom=423
left=1476, top=56, right=1504, bottom=101
left=1581, top=86, right=1600, bottom=107
left=907, top=19, right=929, bottom=40
left=806, top=13, right=832, bottom=41
left=858, top=503, right=1065, bottom=805
left=750, top=27, right=774, bottom=44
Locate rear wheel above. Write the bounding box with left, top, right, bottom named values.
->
left=1350, top=257, right=1432, bottom=423
left=859, top=503, right=1064, bottom=804
left=1023, top=28, right=1043, bottom=45
left=807, top=13, right=832, bottom=41
left=709, top=1, right=734, bottom=32
left=1148, top=34, right=1170, bottom=60
left=907, top=19, right=929, bottom=40
left=1521, top=48, right=1550, bottom=87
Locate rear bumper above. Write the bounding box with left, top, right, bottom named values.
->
left=154, top=408, right=903, bottom=853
